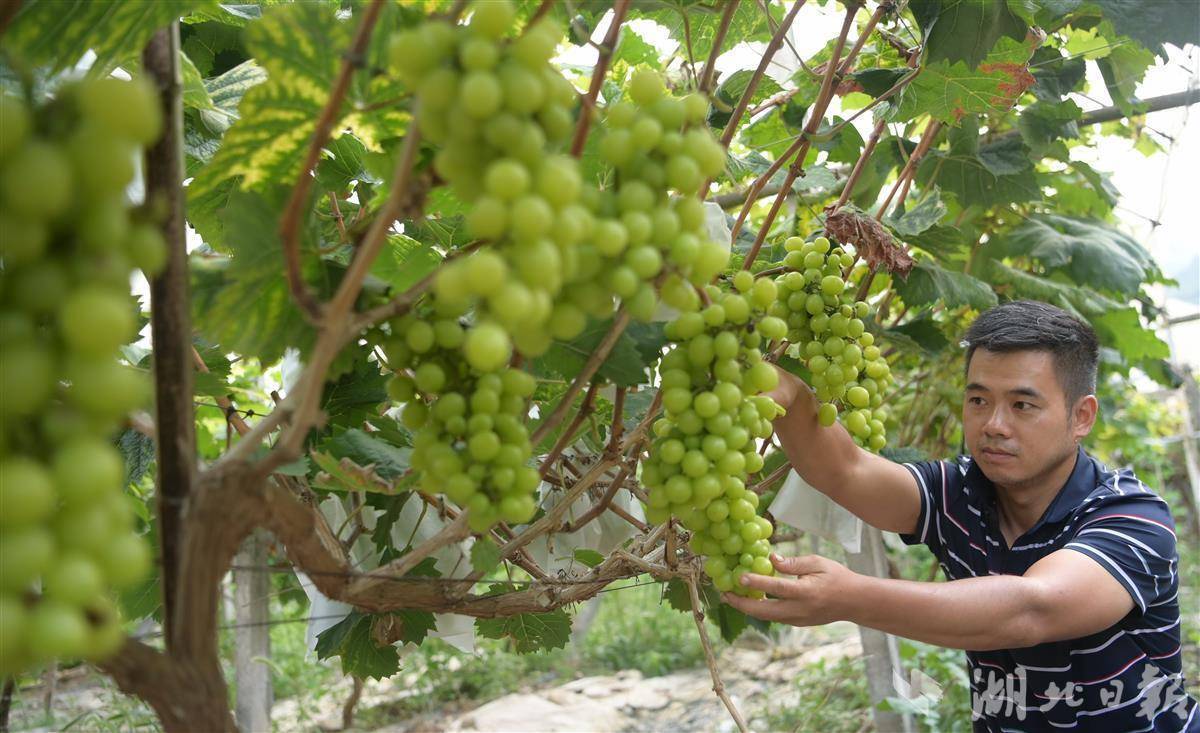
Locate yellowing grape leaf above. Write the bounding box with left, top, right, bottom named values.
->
left=891, top=37, right=1035, bottom=123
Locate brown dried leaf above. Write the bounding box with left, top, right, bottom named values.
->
left=824, top=206, right=915, bottom=277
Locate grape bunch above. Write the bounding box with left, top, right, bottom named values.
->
left=0, top=81, right=160, bottom=675
left=640, top=279, right=787, bottom=597
left=592, top=70, right=731, bottom=320
left=768, top=236, right=892, bottom=451
left=384, top=310, right=540, bottom=532
left=393, top=1, right=593, bottom=361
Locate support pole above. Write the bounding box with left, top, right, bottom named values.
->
left=845, top=527, right=913, bottom=733
left=234, top=531, right=274, bottom=732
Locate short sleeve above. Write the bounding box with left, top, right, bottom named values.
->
left=898, top=460, right=947, bottom=562
left=1063, top=494, right=1179, bottom=613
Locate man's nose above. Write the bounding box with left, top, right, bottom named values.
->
left=982, top=407, right=1011, bottom=437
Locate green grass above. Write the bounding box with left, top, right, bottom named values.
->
left=755, top=655, right=873, bottom=733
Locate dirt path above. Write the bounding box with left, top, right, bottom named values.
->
left=271, top=622, right=863, bottom=733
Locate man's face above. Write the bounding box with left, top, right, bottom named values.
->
left=962, top=349, right=1083, bottom=490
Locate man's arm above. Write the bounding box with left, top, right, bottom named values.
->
left=769, top=366, right=922, bottom=534
left=726, top=550, right=1135, bottom=651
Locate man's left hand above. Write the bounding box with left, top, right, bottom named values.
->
left=722, top=554, right=860, bottom=627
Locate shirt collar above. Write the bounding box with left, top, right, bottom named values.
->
left=966, top=445, right=1095, bottom=528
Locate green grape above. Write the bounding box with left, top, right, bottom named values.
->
left=460, top=72, right=503, bottom=118
left=58, top=288, right=135, bottom=357
left=627, top=69, right=665, bottom=106
left=470, top=0, right=514, bottom=38
left=0, top=458, right=55, bottom=527
left=464, top=322, right=512, bottom=372
left=43, top=555, right=104, bottom=606
left=1, top=141, right=72, bottom=220
left=75, top=78, right=162, bottom=146
left=484, top=159, right=530, bottom=199
left=0, top=528, right=54, bottom=592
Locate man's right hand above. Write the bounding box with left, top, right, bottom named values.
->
left=765, top=363, right=809, bottom=415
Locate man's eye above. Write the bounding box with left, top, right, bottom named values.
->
left=1014, top=401, right=1032, bottom=410
left=967, top=396, right=984, bottom=406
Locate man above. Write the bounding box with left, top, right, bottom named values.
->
left=724, top=300, right=1197, bottom=731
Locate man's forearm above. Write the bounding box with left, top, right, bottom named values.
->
left=841, top=572, right=1044, bottom=651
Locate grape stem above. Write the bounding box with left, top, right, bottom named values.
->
left=530, top=309, right=632, bottom=446
left=687, top=573, right=751, bottom=733
left=716, top=0, right=808, bottom=149
left=233, top=120, right=424, bottom=477
left=570, top=0, right=632, bottom=157
left=527, top=0, right=555, bottom=27
left=537, top=380, right=601, bottom=478
left=606, top=386, right=627, bottom=456
left=751, top=460, right=792, bottom=495
left=278, top=0, right=386, bottom=323
left=832, top=116, right=888, bottom=211
left=874, top=119, right=941, bottom=221
left=698, top=0, right=739, bottom=93
left=738, top=2, right=860, bottom=272
left=346, top=512, right=470, bottom=598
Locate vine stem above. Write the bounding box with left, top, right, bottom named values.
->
left=739, top=2, right=859, bottom=271
left=538, top=381, right=601, bottom=478
left=874, top=119, right=940, bottom=220
left=530, top=310, right=632, bottom=446
left=697, top=0, right=739, bottom=93
left=279, top=0, right=385, bottom=322
left=687, top=573, right=750, bottom=733
left=225, top=119, right=424, bottom=473
left=143, top=21, right=195, bottom=658
left=832, top=116, right=887, bottom=210
left=717, top=0, right=807, bottom=149
left=346, top=512, right=470, bottom=597
left=571, top=0, right=631, bottom=157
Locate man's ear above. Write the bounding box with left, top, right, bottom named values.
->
left=1072, top=394, right=1098, bottom=442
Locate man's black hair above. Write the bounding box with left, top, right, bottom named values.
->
left=963, top=300, right=1099, bottom=406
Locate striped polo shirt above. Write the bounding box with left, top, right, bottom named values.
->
left=900, top=447, right=1197, bottom=731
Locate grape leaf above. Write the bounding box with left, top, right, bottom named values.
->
left=118, top=430, right=156, bottom=487
left=314, top=611, right=401, bottom=680
left=573, top=549, right=605, bottom=568
left=326, top=429, right=411, bottom=481
left=920, top=146, right=1040, bottom=209
left=1093, top=308, right=1170, bottom=362
left=1028, top=46, right=1086, bottom=101
left=895, top=261, right=998, bottom=311
left=993, top=214, right=1160, bottom=295
left=1085, top=0, right=1200, bottom=58
left=536, top=318, right=652, bottom=388
left=189, top=3, right=351, bottom=204
left=851, top=68, right=910, bottom=98
left=321, top=357, right=389, bottom=429
left=1097, top=41, right=1154, bottom=117
left=891, top=37, right=1035, bottom=123
left=885, top=192, right=947, bottom=238
left=629, top=0, right=775, bottom=63
left=387, top=609, right=438, bottom=647
left=663, top=579, right=693, bottom=612
left=5, top=0, right=208, bottom=77
left=912, top=0, right=1027, bottom=70
left=368, top=235, right=443, bottom=295
left=889, top=315, right=950, bottom=353
left=475, top=609, right=572, bottom=653
left=189, top=189, right=319, bottom=363
left=471, top=537, right=503, bottom=575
